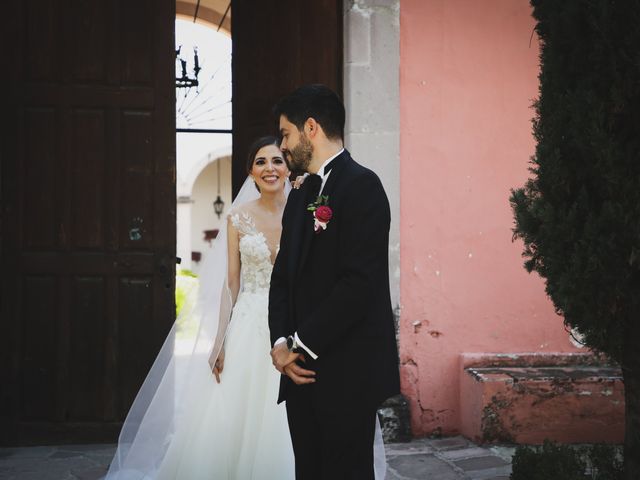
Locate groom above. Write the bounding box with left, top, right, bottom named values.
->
left=269, top=84, right=400, bottom=479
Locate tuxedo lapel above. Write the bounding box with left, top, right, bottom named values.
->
left=288, top=176, right=319, bottom=282
left=297, top=203, right=316, bottom=277
left=318, top=150, right=349, bottom=199
left=296, top=150, right=350, bottom=277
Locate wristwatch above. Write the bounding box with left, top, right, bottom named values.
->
left=286, top=335, right=303, bottom=354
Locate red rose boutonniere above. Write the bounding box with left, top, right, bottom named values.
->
left=307, top=195, right=333, bottom=233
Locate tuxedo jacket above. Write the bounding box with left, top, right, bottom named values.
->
left=269, top=150, right=400, bottom=408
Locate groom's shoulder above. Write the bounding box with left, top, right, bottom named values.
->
left=285, top=184, right=305, bottom=204
left=343, top=156, right=386, bottom=194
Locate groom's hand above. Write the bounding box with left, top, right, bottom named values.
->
left=284, top=361, right=316, bottom=385
left=270, top=342, right=302, bottom=373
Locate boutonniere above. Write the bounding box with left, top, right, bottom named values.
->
left=307, top=195, right=333, bottom=233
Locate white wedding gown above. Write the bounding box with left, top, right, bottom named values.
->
left=155, top=211, right=295, bottom=480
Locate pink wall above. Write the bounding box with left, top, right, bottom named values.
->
left=399, top=0, right=580, bottom=436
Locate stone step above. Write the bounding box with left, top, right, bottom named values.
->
left=459, top=353, right=624, bottom=444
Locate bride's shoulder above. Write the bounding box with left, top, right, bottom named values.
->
left=228, top=200, right=260, bottom=219
left=228, top=202, right=259, bottom=233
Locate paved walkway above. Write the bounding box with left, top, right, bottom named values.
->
left=385, top=436, right=514, bottom=480
left=0, top=436, right=514, bottom=479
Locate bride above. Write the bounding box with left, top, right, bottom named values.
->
left=105, top=136, right=295, bottom=479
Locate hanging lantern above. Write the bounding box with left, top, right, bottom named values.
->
left=213, top=195, right=225, bottom=218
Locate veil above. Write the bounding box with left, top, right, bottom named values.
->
left=104, top=176, right=386, bottom=480
left=104, top=177, right=268, bottom=480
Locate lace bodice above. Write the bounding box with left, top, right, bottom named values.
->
left=230, top=212, right=279, bottom=294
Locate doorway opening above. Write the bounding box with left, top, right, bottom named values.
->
left=174, top=14, right=231, bottom=274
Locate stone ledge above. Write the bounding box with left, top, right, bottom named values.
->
left=459, top=353, right=624, bottom=445
left=461, top=351, right=615, bottom=369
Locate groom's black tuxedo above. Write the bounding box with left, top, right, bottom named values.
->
left=269, top=150, right=400, bottom=479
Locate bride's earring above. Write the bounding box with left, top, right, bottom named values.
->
left=251, top=176, right=261, bottom=192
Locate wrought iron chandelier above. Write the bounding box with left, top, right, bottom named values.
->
left=176, top=45, right=201, bottom=89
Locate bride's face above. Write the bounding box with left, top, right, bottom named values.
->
left=251, top=144, right=290, bottom=193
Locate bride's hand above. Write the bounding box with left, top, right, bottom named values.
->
left=293, top=173, right=309, bottom=189
left=209, top=348, right=225, bottom=383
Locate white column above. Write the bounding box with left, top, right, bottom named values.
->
left=344, top=0, right=400, bottom=309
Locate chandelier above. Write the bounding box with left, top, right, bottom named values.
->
left=176, top=45, right=201, bottom=89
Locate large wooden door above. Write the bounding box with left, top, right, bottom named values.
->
left=231, top=0, right=343, bottom=193
left=1, top=0, right=176, bottom=445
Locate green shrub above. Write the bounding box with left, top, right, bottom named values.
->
left=587, top=444, right=623, bottom=480
left=175, top=284, right=187, bottom=317
left=510, top=441, right=622, bottom=480
left=175, top=271, right=200, bottom=339
left=175, top=268, right=199, bottom=317
left=511, top=441, right=584, bottom=480
left=178, top=268, right=198, bottom=278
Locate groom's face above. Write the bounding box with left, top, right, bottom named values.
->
left=279, top=115, right=313, bottom=172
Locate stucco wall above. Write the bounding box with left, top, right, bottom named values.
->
left=188, top=156, right=232, bottom=274
left=399, top=0, right=581, bottom=436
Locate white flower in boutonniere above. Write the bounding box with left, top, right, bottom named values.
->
left=307, top=195, right=333, bottom=234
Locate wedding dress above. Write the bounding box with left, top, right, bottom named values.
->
left=154, top=210, right=294, bottom=479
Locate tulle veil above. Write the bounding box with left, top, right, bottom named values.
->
left=103, top=176, right=386, bottom=480
left=104, top=177, right=267, bottom=479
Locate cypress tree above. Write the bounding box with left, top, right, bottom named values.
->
left=510, top=1, right=640, bottom=478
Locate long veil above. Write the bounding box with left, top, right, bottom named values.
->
left=104, top=176, right=386, bottom=480
left=104, top=177, right=267, bottom=480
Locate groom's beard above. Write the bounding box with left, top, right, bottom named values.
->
left=287, top=134, right=313, bottom=172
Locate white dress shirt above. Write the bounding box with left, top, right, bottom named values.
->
left=316, top=148, right=344, bottom=195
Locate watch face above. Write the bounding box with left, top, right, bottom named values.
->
left=286, top=336, right=294, bottom=350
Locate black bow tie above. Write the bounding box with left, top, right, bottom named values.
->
left=305, top=174, right=322, bottom=201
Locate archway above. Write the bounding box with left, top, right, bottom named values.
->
left=177, top=148, right=232, bottom=271
left=175, top=15, right=232, bottom=271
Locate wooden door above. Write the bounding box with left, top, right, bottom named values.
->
left=231, top=0, right=343, bottom=193
left=1, top=0, right=176, bottom=445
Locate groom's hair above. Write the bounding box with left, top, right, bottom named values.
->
left=274, top=84, right=345, bottom=141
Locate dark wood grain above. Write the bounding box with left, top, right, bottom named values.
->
left=1, top=0, right=175, bottom=446
left=231, top=0, right=343, bottom=195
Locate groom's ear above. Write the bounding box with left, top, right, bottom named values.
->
left=305, top=117, right=320, bottom=139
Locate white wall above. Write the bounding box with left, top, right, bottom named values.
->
left=188, top=156, right=232, bottom=274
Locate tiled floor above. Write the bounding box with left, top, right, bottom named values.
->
left=0, top=436, right=514, bottom=480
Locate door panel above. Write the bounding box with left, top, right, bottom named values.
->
left=231, top=0, right=343, bottom=194
left=1, top=0, right=176, bottom=445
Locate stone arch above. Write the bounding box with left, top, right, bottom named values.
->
left=182, top=146, right=232, bottom=198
